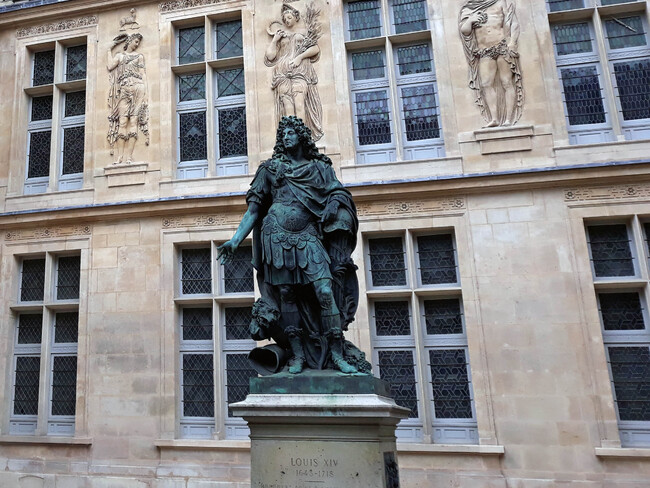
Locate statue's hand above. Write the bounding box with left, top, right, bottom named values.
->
left=217, top=240, right=237, bottom=264
left=289, top=56, right=302, bottom=69
left=321, top=201, right=340, bottom=224
left=472, top=11, right=488, bottom=27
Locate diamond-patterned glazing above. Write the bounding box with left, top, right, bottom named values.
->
left=62, top=126, right=85, bottom=175
left=391, top=0, right=428, bottom=34
left=417, top=234, right=457, bottom=285
left=31, top=95, right=53, bottom=122
left=179, top=111, right=208, bottom=162
left=402, top=84, right=440, bottom=141
left=65, top=91, right=86, bottom=117
left=561, top=66, right=607, bottom=125
left=588, top=225, right=634, bottom=277
left=65, top=45, right=87, bottom=81
left=223, top=246, right=253, bottom=293
left=599, top=292, right=645, bottom=330
left=224, top=307, right=252, bottom=340
left=396, top=44, right=432, bottom=76
left=178, top=26, right=205, bottom=64
left=182, top=353, right=214, bottom=418
left=355, top=90, right=392, bottom=146
left=553, top=23, right=592, bottom=55
left=608, top=346, right=650, bottom=421
left=28, top=130, right=51, bottom=179
left=216, top=20, right=243, bottom=59
left=368, top=237, right=406, bottom=287
left=547, top=0, right=584, bottom=12
left=378, top=350, right=418, bottom=418
left=218, top=107, right=247, bottom=158
left=429, top=348, right=473, bottom=419
left=216, top=68, right=245, bottom=97
left=13, top=356, right=40, bottom=415
left=17, top=314, right=43, bottom=344
left=56, top=255, right=80, bottom=300
left=178, top=73, right=205, bottom=102
left=348, top=0, right=382, bottom=40
left=614, top=59, right=650, bottom=121
left=351, top=50, right=386, bottom=81
left=21, top=258, right=45, bottom=302
left=424, top=298, right=463, bottom=335
left=226, top=353, right=257, bottom=417
left=33, top=50, right=55, bottom=86
left=54, top=312, right=79, bottom=344
left=51, top=356, right=77, bottom=416
left=374, top=301, right=411, bottom=336
left=181, top=248, right=211, bottom=295
left=182, top=308, right=213, bottom=341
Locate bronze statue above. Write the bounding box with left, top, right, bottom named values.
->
left=218, top=116, right=370, bottom=375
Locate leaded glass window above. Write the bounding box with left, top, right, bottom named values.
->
left=182, top=353, right=214, bottom=418
left=225, top=353, right=257, bottom=417
left=51, top=356, right=77, bottom=416
left=429, top=349, right=473, bottom=419
left=178, top=26, right=205, bottom=65
left=13, top=356, right=41, bottom=416
left=417, top=234, right=457, bottom=285
left=368, top=237, right=406, bottom=287
left=374, top=301, right=411, bottom=336
left=588, top=224, right=634, bottom=277
left=355, top=90, right=392, bottom=146
left=601, top=0, right=636, bottom=5
left=424, top=299, right=463, bottom=335
left=599, top=292, right=645, bottom=331
left=351, top=50, right=386, bottom=81
left=33, top=50, right=55, bottom=86
left=216, top=68, right=244, bottom=97
left=224, top=307, right=252, bottom=341
left=182, top=308, right=213, bottom=342
left=65, top=45, right=87, bottom=81
left=553, top=23, right=593, bottom=56
left=347, top=0, right=382, bottom=40
left=378, top=350, right=419, bottom=418
left=179, top=112, right=208, bottom=162
left=218, top=107, right=247, bottom=158
left=56, top=256, right=81, bottom=300
left=560, top=66, right=607, bottom=125
left=28, top=131, right=52, bottom=179
left=181, top=248, right=211, bottom=295
left=21, top=258, right=45, bottom=302
left=18, top=314, right=43, bottom=345
left=54, top=312, right=79, bottom=344
left=605, top=17, right=646, bottom=50
left=614, top=60, right=650, bottom=121
left=31, top=96, right=53, bottom=122
left=62, top=126, right=85, bottom=175
left=64, top=91, right=86, bottom=118
left=396, top=44, right=432, bottom=76
left=402, top=84, right=440, bottom=141
left=222, top=246, right=253, bottom=293
left=607, top=346, right=650, bottom=421
left=179, top=74, right=206, bottom=102
left=216, top=20, right=243, bottom=59
left=547, top=0, right=584, bottom=12
left=391, top=0, right=428, bottom=34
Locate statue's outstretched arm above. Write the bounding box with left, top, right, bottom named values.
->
left=217, top=202, right=261, bottom=263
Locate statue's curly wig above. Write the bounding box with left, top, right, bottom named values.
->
left=272, top=116, right=331, bottom=166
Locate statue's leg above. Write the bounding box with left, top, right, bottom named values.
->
left=497, top=56, right=515, bottom=126
left=479, top=57, right=499, bottom=127
left=314, top=279, right=358, bottom=374
left=280, top=285, right=305, bottom=374
left=116, top=116, right=129, bottom=163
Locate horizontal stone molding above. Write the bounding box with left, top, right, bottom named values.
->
left=17, top=15, right=98, bottom=38
left=357, top=197, right=465, bottom=217
left=565, top=184, right=650, bottom=202
left=162, top=213, right=243, bottom=229
left=159, top=0, right=234, bottom=13
left=5, top=225, right=91, bottom=241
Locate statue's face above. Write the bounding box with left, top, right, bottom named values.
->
left=283, top=12, right=296, bottom=27
left=282, top=127, right=300, bottom=150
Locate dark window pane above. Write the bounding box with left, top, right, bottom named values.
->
left=21, top=258, right=45, bottom=302
left=181, top=248, right=211, bottom=294
left=57, top=255, right=81, bottom=300
left=216, top=68, right=245, bottom=97
left=605, top=17, right=646, bottom=50
left=396, top=44, right=432, bottom=76
left=374, top=301, right=411, bottom=336
left=429, top=349, right=473, bottom=419
left=218, top=107, right=248, bottom=158
left=355, top=90, right=392, bottom=146
left=418, top=234, right=457, bottom=284
left=378, top=350, right=418, bottom=418
left=62, top=126, right=85, bottom=175
left=182, top=308, right=213, bottom=341
left=178, top=26, right=205, bottom=64
left=599, top=293, right=645, bottom=331
left=601, top=0, right=637, bottom=5
left=424, top=298, right=463, bottom=335
left=65, top=45, right=87, bottom=81
left=17, top=314, right=43, bottom=344
left=226, top=353, right=257, bottom=417
left=225, top=307, right=252, bottom=340
left=54, top=312, right=79, bottom=343
left=561, top=66, right=607, bottom=125
left=588, top=225, right=634, bottom=277
left=13, top=356, right=40, bottom=415
left=51, top=356, right=77, bottom=416
left=223, top=246, right=253, bottom=293
left=31, top=95, right=53, bottom=121
left=392, top=0, right=428, bottom=34
left=351, top=50, right=385, bottom=81
left=28, top=131, right=51, bottom=179
left=614, top=59, right=650, bottom=121
left=547, top=0, right=584, bottom=12
left=608, top=346, right=650, bottom=421
left=179, top=111, right=207, bottom=162
left=402, top=84, right=440, bottom=141
left=178, top=73, right=206, bottom=102
left=65, top=91, right=86, bottom=117
left=553, top=23, right=592, bottom=55
left=216, top=20, right=243, bottom=59
left=182, top=353, right=214, bottom=417
left=368, top=237, right=406, bottom=286
left=348, top=0, right=382, bottom=40
left=33, top=50, right=55, bottom=86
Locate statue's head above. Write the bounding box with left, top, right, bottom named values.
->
left=124, top=33, right=143, bottom=51
left=272, top=116, right=332, bottom=166
left=281, top=4, right=300, bottom=25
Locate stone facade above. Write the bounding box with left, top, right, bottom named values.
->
left=0, top=0, right=649, bottom=487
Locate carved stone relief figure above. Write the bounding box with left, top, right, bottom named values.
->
left=459, top=0, right=524, bottom=127
left=264, top=2, right=324, bottom=141
left=120, top=8, right=140, bottom=31
left=106, top=30, right=150, bottom=164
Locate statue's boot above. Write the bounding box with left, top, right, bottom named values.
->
left=283, top=308, right=305, bottom=374
left=323, top=314, right=358, bottom=374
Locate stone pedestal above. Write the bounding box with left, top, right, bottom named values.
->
left=231, top=371, right=409, bottom=488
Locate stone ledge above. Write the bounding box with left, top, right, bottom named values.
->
left=104, top=162, right=148, bottom=187
left=155, top=438, right=250, bottom=450
left=397, top=443, right=505, bottom=455
left=340, top=156, right=463, bottom=185
left=595, top=447, right=650, bottom=458
left=0, top=435, right=92, bottom=445
left=471, top=125, right=535, bottom=155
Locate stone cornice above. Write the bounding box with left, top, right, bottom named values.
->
left=16, top=14, right=97, bottom=38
